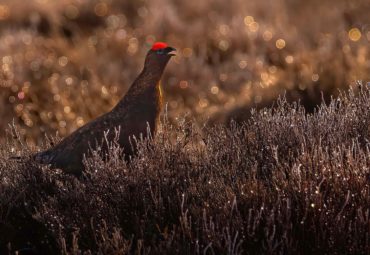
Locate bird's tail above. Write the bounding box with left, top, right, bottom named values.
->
left=9, top=155, right=21, bottom=159
left=9, top=150, right=52, bottom=163
left=8, top=155, right=28, bottom=162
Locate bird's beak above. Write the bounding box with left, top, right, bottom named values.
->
left=165, top=47, right=176, bottom=57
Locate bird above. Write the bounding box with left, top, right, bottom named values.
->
left=26, top=42, right=176, bottom=175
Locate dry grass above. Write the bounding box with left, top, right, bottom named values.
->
left=1, top=87, right=369, bottom=254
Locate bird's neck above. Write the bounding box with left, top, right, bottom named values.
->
left=113, top=65, right=164, bottom=110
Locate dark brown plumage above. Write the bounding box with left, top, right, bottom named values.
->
left=33, top=42, right=176, bottom=174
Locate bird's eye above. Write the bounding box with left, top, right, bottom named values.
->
left=156, top=49, right=165, bottom=55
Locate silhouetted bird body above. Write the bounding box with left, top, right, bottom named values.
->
left=33, top=42, right=175, bottom=174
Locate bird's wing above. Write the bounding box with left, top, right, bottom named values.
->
left=47, top=110, right=133, bottom=169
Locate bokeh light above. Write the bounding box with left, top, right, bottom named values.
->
left=95, top=2, right=108, bottom=17
left=0, top=4, right=10, bottom=20
left=275, top=39, right=286, bottom=49
left=0, top=0, right=368, bottom=143
left=348, top=28, right=362, bottom=42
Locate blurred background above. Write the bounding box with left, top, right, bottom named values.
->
left=0, top=0, right=369, bottom=144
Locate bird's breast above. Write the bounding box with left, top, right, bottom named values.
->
left=156, top=82, right=163, bottom=113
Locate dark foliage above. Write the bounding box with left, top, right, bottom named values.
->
left=1, top=87, right=369, bottom=254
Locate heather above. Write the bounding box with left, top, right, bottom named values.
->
left=1, top=88, right=369, bottom=254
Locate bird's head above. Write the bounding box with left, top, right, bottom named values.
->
left=144, top=42, right=176, bottom=70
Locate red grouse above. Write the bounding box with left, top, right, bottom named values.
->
left=33, top=42, right=175, bottom=174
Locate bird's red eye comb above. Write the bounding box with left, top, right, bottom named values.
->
left=152, top=42, right=168, bottom=50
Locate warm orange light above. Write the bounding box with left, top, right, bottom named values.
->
left=348, top=28, right=361, bottom=42
left=244, top=16, right=254, bottom=26
left=276, top=39, right=286, bottom=49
